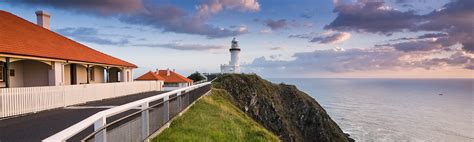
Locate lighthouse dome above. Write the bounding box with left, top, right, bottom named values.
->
left=230, top=37, right=240, bottom=51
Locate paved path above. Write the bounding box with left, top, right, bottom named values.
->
left=0, top=91, right=166, bottom=142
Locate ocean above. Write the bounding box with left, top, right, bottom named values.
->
left=269, top=78, right=473, bottom=142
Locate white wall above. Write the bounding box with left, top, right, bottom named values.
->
left=91, top=66, right=105, bottom=83
left=48, top=62, right=64, bottom=86
left=121, top=68, right=133, bottom=82
left=63, top=64, right=71, bottom=85
left=76, top=65, right=87, bottom=84
left=22, top=60, right=49, bottom=87
left=9, top=61, right=24, bottom=87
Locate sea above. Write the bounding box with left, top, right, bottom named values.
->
left=269, top=78, right=473, bottom=142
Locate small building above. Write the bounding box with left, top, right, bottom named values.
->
left=0, top=10, right=137, bottom=88
left=221, top=38, right=241, bottom=74
left=135, top=69, right=193, bottom=90
left=135, top=71, right=165, bottom=81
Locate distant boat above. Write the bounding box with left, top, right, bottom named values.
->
left=439, top=93, right=443, bottom=96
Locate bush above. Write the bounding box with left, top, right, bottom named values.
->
left=187, top=71, right=206, bottom=82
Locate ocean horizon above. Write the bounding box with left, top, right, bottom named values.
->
left=269, top=78, right=473, bottom=142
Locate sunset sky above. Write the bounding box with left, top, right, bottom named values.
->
left=1, top=0, right=473, bottom=78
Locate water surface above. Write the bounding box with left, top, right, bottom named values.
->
left=269, top=78, right=473, bottom=142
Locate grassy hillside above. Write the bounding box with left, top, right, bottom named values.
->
left=152, top=89, right=279, bottom=142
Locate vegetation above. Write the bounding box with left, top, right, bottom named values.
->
left=153, top=89, right=279, bottom=142
left=213, top=74, right=352, bottom=142
left=203, top=73, right=222, bottom=81
left=187, top=71, right=206, bottom=82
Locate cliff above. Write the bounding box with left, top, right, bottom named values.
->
left=213, top=74, right=353, bottom=142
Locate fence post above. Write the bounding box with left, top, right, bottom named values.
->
left=177, top=92, right=181, bottom=111
left=94, top=116, right=107, bottom=142
left=141, top=102, right=150, bottom=140
left=163, top=96, right=170, bottom=122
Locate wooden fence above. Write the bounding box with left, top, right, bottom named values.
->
left=0, top=81, right=163, bottom=118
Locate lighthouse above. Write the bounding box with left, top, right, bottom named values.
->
left=221, top=38, right=241, bottom=74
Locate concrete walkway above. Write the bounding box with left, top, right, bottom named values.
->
left=0, top=91, right=166, bottom=142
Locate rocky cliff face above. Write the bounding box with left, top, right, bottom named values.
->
left=213, top=74, right=353, bottom=142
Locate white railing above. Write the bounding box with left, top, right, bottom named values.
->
left=163, top=86, right=183, bottom=91
left=42, top=82, right=211, bottom=142
left=194, top=79, right=207, bottom=84
left=0, top=81, right=163, bottom=118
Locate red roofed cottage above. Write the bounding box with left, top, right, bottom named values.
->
left=0, top=10, right=136, bottom=88
left=136, top=69, right=193, bottom=91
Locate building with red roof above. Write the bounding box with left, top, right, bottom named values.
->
left=135, top=71, right=166, bottom=81
left=0, top=10, right=137, bottom=88
left=135, top=69, right=193, bottom=90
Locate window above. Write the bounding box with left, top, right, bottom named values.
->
left=164, top=83, right=179, bottom=87
left=0, top=64, right=3, bottom=82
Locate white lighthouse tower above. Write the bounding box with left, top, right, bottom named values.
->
left=221, top=38, right=241, bottom=74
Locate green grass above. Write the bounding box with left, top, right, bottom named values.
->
left=152, top=89, right=280, bottom=142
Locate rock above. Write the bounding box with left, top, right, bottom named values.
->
left=213, top=74, right=353, bottom=142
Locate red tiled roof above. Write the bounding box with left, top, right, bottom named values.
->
left=135, top=71, right=165, bottom=81
left=157, top=70, right=193, bottom=83
left=0, top=11, right=137, bottom=68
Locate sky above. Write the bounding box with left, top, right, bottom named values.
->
left=1, top=0, right=473, bottom=78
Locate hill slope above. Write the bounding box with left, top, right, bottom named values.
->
left=213, top=74, right=352, bottom=142
left=153, top=88, right=279, bottom=142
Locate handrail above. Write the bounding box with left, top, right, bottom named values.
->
left=80, top=94, right=182, bottom=141
left=42, top=82, right=211, bottom=142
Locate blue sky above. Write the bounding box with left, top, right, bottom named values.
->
left=1, top=0, right=473, bottom=78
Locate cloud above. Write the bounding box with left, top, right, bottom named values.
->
left=269, top=47, right=287, bottom=51
left=133, top=43, right=226, bottom=51
left=389, top=40, right=444, bottom=52
left=390, top=33, right=449, bottom=41
left=300, top=13, right=313, bottom=19
left=237, top=26, right=249, bottom=33
left=395, top=0, right=410, bottom=3
left=57, top=26, right=228, bottom=51
left=56, top=27, right=129, bottom=45
left=300, top=9, right=315, bottom=19
left=246, top=47, right=474, bottom=76
left=289, top=32, right=315, bottom=39
left=9, top=0, right=251, bottom=38
left=419, top=0, right=474, bottom=53
left=465, top=64, right=474, bottom=70
left=11, top=0, right=144, bottom=16
left=118, top=5, right=247, bottom=38
left=257, top=19, right=312, bottom=32
left=326, top=0, right=420, bottom=34
left=418, top=51, right=474, bottom=70
left=197, top=0, right=260, bottom=16
left=263, top=19, right=288, bottom=30
left=326, top=0, right=474, bottom=52
left=380, top=33, right=459, bottom=52
left=259, top=28, right=272, bottom=34
left=302, top=22, right=314, bottom=28
left=310, top=32, right=351, bottom=44
left=289, top=31, right=351, bottom=44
